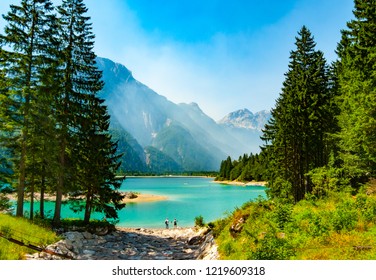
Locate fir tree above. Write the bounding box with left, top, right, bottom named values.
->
left=336, top=0, right=376, bottom=186
left=0, top=0, right=56, bottom=217
left=51, top=0, right=95, bottom=225
left=54, top=0, right=124, bottom=225
left=73, top=96, right=125, bottom=223
left=262, top=26, right=332, bottom=202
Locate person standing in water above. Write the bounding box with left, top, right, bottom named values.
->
left=173, top=218, right=177, bottom=229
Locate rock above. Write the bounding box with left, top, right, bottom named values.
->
left=187, top=235, right=203, bottom=245
left=64, top=239, right=74, bottom=250
left=94, top=227, right=109, bottom=236
left=125, top=192, right=138, bottom=199
left=83, top=249, right=96, bottom=255
left=229, top=214, right=249, bottom=237
left=63, top=231, right=84, bottom=241
left=26, top=227, right=218, bottom=260
left=196, top=232, right=219, bottom=260
left=82, top=231, right=93, bottom=239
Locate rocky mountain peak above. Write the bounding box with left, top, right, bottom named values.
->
left=218, top=109, right=271, bottom=131
left=97, top=56, right=270, bottom=172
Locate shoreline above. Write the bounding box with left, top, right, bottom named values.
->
left=125, top=175, right=215, bottom=178
left=214, top=180, right=267, bottom=187
left=6, top=191, right=168, bottom=204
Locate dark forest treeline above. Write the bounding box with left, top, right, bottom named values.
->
left=0, top=0, right=124, bottom=225
left=217, top=153, right=267, bottom=182
left=218, top=0, right=376, bottom=203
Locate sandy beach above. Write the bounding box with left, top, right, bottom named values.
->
left=215, top=180, right=267, bottom=186
left=122, top=193, right=168, bottom=203
left=6, top=192, right=168, bottom=204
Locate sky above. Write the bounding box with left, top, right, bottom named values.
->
left=0, top=0, right=355, bottom=120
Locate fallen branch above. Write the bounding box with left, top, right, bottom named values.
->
left=0, top=231, right=73, bottom=259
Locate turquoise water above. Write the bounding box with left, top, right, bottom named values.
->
left=22, top=177, right=266, bottom=228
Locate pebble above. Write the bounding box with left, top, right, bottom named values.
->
left=26, top=227, right=219, bottom=260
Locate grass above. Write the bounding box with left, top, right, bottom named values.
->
left=212, top=190, right=376, bottom=260
left=0, top=213, right=60, bottom=260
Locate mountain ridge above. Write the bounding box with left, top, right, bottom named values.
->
left=96, top=57, right=270, bottom=172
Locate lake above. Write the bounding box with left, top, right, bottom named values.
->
left=22, top=177, right=266, bottom=228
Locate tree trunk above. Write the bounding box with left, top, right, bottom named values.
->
left=16, top=134, right=26, bottom=217
left=53, top=138, right=65, bottom=226
left=40, top=177, right=45, bottom=219
left=84, top=191, right=92, bottom=224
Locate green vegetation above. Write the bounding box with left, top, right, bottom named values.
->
left=0, top=0, right=124, bottom=225
left=194, top=215, right=205, bottom=227
left=217, top=153, right=267, bottom=182
left=213, top=185, right=376, bottom=260
left=214, top=0, right=376, bottom=259
left=218, top=1, right=375, bottom=201
left=0, top=213, right=59, bottom=260
left=260, top=25, right=336, bottom=202
left=217, top=0, right=375, bottom=202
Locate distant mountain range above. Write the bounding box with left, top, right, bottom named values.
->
left=96, top=57, right=271, bottom=173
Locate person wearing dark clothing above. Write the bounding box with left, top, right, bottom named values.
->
left=165, top=218, right=169, bottom=229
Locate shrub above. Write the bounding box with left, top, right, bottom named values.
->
left=210, top=217, right=230, bottom=237
left=194, top=215, right=205, bottom=227
left=355, top=194, right=376, bottom=223
left=273, top=203, right=293, bottom=230
left=251, top=231, right=296, bottom=260
left=222, top=241, right=235, bottom=256
left=332, top=200, right=358, bottom=232
left=308, top=212, right=331, bottom=237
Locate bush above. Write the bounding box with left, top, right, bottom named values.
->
left=332, top=200, right=358, bottom=232
left=222, top=241, right=235, bottom=256
left=273, top=203, right=293, bottom=230
left=308, top=212, right=331, bottom=237
left=194, top=215, right=205, bottom=227
left=251, top=231, right=296, bottom=260
left=356, top=194, right=376, bottom=223
left=210, top=217, right=230, bottom=238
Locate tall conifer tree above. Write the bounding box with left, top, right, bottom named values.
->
left=262, top=26, right=331, bottom=202
left=73, top=96, right=124, bottom=223
left=336, top=0, right=376, bottom=185
left=0, top=0, right=56, bottom=217
left=53, top=0, right=124, bottom=225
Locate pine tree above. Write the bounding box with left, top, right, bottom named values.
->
left=218, top=156, right=233, bottom=180
left=336, top=0, right=376, bottom=185
left=262, top=26, right=332, bottom=202
left=53, top=0, right=124, bottom=225
left=0, top=68, right=14, bottom=186
left=51, top=0, right=92, bottom=225
left=0, top=0, right=56, bottom=217
left=73, top=96, right=124, bottom=223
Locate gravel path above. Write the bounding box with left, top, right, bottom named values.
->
left=26, top=227, right=219, bottom=260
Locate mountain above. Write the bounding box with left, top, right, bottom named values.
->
left=96, top=57, right=269, bottom=172
left=218, top=109, right=271, bottom=131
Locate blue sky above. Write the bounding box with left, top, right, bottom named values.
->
left=0, top=0, right=354, bottom=120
